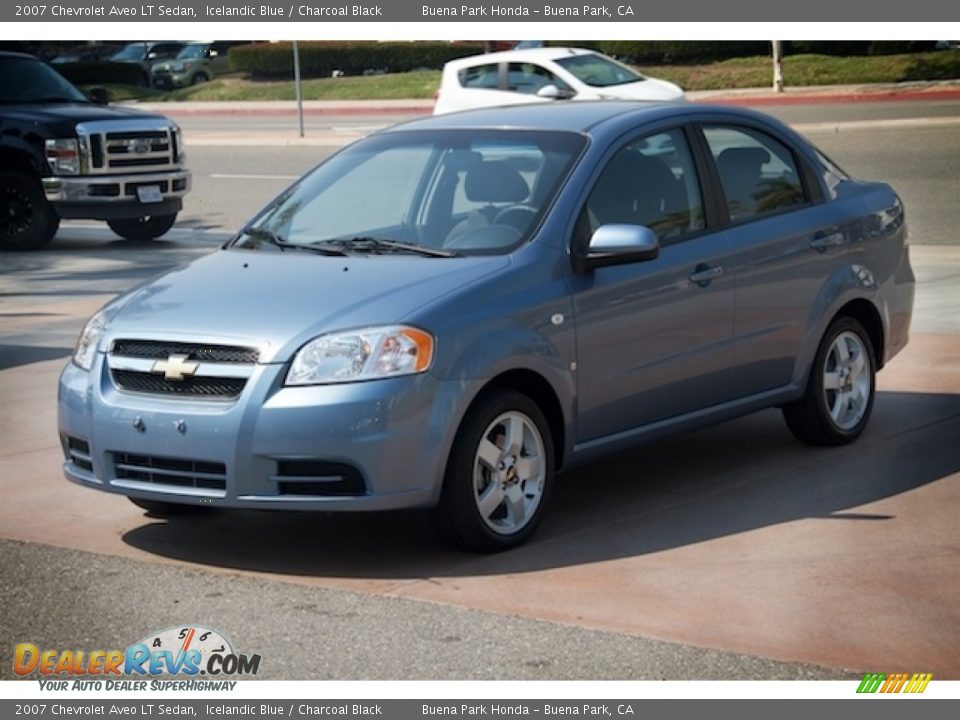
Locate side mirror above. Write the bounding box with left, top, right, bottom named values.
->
left=88, top=86, right=109, bottom=105
left=536, top=84, right=575, bottom=100
left=209, top=50, right=219, bottom=58
left=575, top=224, right=660, bottom=273
left=147, top=52, right=157, bottom=60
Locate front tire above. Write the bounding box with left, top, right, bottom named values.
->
left=439, top=391, right=554, bottom=552
left=783, top=316, right=876, bottom=446
left=0, top=172, right=59, bottom=251
left=107, top=213, right=177, bottom=241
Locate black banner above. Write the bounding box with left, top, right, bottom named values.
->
left=4, top=0, right=958, bottom=22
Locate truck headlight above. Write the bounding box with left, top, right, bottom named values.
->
left=45, top=139, right=81, bottom=175
left=73, top=311, right=108, bottom=371
left=286, top=326, right=434, bottom=386
left=172, top=126, right=185, bottom=163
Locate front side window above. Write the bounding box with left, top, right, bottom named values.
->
left=243, top=130, right=586, bottom=257
left=554, top=53, right=645, bottom=88
left=459, top=63, right=500, bottom=90
left=702, top=126, right=806, bottom=221
left=583, top=128, right=705, bottom=243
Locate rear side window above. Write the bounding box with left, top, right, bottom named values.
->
left=459, top=63, right=500, bottom=89
left=702, top=126, right=806, bottom=221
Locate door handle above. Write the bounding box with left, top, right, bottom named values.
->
left=689, top=264, right=724, bottom=287
left=810, top=231, right=845, bottom=252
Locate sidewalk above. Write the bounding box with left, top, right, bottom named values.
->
left=128, top=80, right=960, bottom=118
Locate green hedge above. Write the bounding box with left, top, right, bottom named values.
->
left=230, top=42, right=486, bottom=79
left=548, top=41, right=943, bottom=64
left=54, top=62, right=146, bottom=86
left=548, top=41, right=771, bottom=64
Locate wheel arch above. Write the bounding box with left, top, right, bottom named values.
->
left=830, top=298, right=885, bottom=370
left=459, top=368, right=567, bottom=472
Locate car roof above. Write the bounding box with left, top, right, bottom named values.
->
left=384, top=101, right=802, bottom=151
left=444, top=46, right=597, bottom=69
left=387, top=101, right=724, bottom=135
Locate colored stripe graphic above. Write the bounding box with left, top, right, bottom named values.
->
left=857, top=672, right=932, bottom=694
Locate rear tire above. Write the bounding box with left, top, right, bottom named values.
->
left=0, top=172, right=59, bottom=251
left=438, top=391, right=554, bottom=552
left=107, top=213, right=177, bottom=241
left=783, top=316, right=876, bottom=446
left=129, top=497, right=212, bottom=516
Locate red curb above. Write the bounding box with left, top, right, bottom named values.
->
left=153, top=105, right=435, bottom=118
left=700, top=88, right=960, bottom=107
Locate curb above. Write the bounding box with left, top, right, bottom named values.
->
left=138, top=87, right=960, bottom=119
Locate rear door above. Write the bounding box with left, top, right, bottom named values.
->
left=695, top=121, right=853, bottom=396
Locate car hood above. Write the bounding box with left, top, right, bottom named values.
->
left=593, top=78, right=686, bottom=101
left=2, top=103, right=171, bottom=136
left=102, top=249, right=510, bottom=362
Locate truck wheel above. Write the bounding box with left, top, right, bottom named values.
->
left=782, top=316, right=876, bottom=446
left=438, top=391, right=554, bottom=552
left=0, top=171, right=59, bottom=251
left=107, top=213, right=177, bottom=241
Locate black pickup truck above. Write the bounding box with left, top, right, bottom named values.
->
left=1, top=51, right=191, bottom=251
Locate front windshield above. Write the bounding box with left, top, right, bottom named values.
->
left=0, top=57, right=88, bottom=103
left=111, top=43, right=147, bottom=61
left=177, top=44, right=208, bottom=60
left=554, top=53, right=645, bottom=87
left=241, top=129, right=586, bottom=257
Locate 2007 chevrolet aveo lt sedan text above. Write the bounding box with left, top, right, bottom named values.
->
left=59, top=102, right=914, bottom=552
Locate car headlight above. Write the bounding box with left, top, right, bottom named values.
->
left=171, top=61, right=191, bottom=72
left=73, top=311, right=108, bottom=371
left=286, top=326, right=434, bottom=386
left=45, top=139, right=81, bottom=175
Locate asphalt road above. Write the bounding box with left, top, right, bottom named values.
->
left=1, top=99, right=958, bottom=682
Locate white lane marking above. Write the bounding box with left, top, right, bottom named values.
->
left=794, top=116, right=960, bottom=132
left=210, top=173, right=300, bottom=180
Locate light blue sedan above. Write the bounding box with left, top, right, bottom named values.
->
left=59, top=101, right=914, bottom=551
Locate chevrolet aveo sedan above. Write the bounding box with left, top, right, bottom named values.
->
left=59, top=102, right=914, bottom=552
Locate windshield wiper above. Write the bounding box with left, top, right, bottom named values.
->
left=314, top=237, right=458, bottom=258
left=236, top=228, right=347, bottom=256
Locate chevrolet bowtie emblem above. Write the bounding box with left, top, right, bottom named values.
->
left=152, top=353, right=199, bottom=381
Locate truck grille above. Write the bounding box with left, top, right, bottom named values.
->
left=113, top=452, right=227, bottom=490
left=76, top=120, right=182, bottom=175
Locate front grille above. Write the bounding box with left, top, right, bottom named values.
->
left=112, top=339, right=259, bottom=364
left=275, top=461, right=366, bottom=497
left=111, top=369, right=246, bottom=398
left=64, top=435, right=93, bottom=472
left=113, top=452, right=226, bottom=490
left=79, top=122, right=179, bottom=173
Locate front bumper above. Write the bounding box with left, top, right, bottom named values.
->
left=43, top=170, right=191, bottom=219
left=57, top=356, right=457, bottom=512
